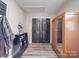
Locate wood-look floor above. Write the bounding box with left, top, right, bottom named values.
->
left=21, top=43, right=58, bottom=58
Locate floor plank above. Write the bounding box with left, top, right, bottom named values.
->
left=21, top=43, right=58, bottom=58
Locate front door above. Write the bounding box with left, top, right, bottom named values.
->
left=32, top=18, right=50, bottom=43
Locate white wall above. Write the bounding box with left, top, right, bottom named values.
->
left=1, top=0, right=6, bottom=3
left=25, top=12, right=53, bottom=44
left=6, top=0, right=26, bottom=34
left=59, top=0, right=79, bottom=13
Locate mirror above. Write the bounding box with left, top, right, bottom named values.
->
left=57, top=16, right=62, bottom=50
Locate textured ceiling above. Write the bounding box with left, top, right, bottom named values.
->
left=15, top=0, right=68, bottom=14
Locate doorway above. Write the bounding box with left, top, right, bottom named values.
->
left=32, top=18, right=50, bottom=43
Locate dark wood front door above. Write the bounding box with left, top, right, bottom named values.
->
left=32, top=18, right=50, bottom=43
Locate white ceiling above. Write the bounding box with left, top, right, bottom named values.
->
left=15, top=0, right=68, bottom=14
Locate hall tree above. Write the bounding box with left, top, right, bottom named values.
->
left=52, top=12, right=79, bottom=57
